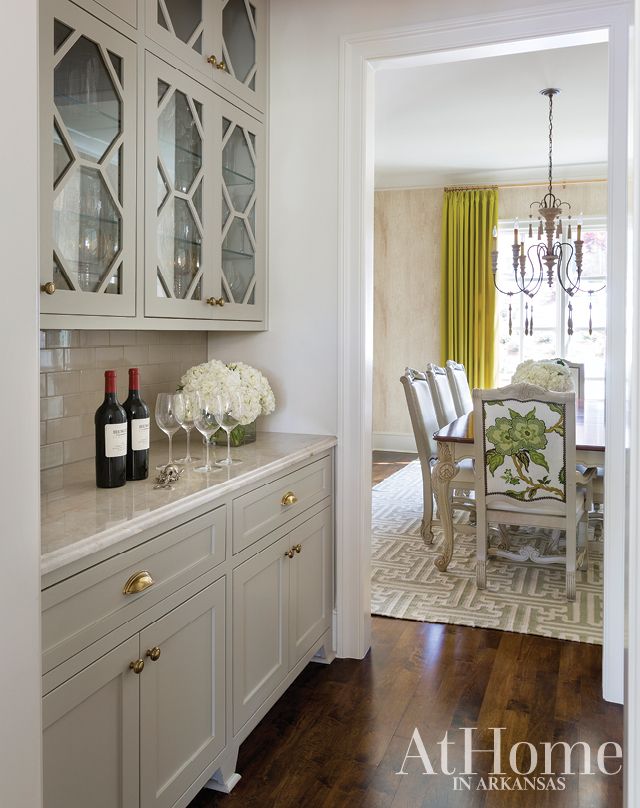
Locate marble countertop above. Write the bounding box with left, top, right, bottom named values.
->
left=41, top=432, right=336, bottom=578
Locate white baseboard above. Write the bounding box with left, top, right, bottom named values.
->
left=372, top=432, right=417, bottom=453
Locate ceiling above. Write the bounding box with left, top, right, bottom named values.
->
left=374, top=42, right=609, bottom=189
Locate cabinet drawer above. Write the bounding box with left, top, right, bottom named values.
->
left=42, top=506, right=226, bottom=674
left=232, top=456, right=332, bottom=554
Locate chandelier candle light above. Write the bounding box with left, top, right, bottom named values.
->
left=491, top=88, right=605, bottom=337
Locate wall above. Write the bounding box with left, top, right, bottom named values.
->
left=0, top=0, right=42, bottom=804
left=40, top=330, right=207, bottom=492
left=372, top=181, right=608, bottom=447
left=372, top=188, right=442, bottom=448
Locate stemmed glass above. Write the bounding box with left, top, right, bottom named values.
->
left=155, top=393, right=181, bottom=469
left=174, top=392, right=200, bottom=464
left=215, top=392, right=243, bottom=467
left=193, top=393, right=222, bottom=474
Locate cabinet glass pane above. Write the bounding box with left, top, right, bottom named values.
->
left=54, top=166, right=122, bottom=292
left=158, top=0, right=203, bottom=50
left=222, top=0, right=256, bottom=85
left=52, top=33, right=124, bottom=295
left=155, top=82, right=204, bottom=302
left=222, top=118, right=256, bottom=304
left=159, top=90, right=202, bottom=194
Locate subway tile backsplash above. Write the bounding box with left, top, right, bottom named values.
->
left=40, top=330, right=208, bottom=492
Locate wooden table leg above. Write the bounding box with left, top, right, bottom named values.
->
left=433, top=440, right=459, bottom=572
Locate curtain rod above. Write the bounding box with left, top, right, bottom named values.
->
left=444, top=178, right=607, bottom=192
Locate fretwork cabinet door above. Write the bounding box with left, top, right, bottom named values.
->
left=40, top=0, right=137, bottom=315
left=144, top=52, right=221, bottom=320
left=42, top=635, right=140, bottom=808
left=145, top=0, right=267, bottom=113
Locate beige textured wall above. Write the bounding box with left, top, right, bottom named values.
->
left=372, top=181, right=607, bottom=441
left=373, top=188, right=443, bottom=438
left=40, top=330, right=208, bottom=492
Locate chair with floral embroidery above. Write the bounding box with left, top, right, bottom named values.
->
left=401, top=368, right=475, bottom=544
left=472, top=382, right=590, bottom=601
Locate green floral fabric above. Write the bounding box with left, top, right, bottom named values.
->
left=483, top=399, right=566, bottom=502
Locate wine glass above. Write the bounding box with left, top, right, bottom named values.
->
left=155, top=393, right=181, bottom=469
left=193, top=393, right=222, bottom=474
left=215, top=391, right=243, bottom=467
left=174, top=392, right=200, bottom=464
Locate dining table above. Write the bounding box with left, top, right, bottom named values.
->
left=431, top=399, right=605, bottom=572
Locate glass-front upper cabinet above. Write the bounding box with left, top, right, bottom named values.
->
left=40, top=0, right=136, bottom=316
left=217, top=97, right=265, bottom=319
left=145, top=0, right=266, bottom=113
left=145, top=53, right=219, bottom=319
left=145, top=54, right=265, bottom=322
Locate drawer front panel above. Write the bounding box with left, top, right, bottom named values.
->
left=232, top=455, right=332, bottom=554
left=42, top=506, right=226, bottom=673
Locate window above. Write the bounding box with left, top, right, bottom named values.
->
left=495, top=217, right=607, bottom=401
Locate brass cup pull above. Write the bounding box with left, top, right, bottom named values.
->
left=207, top=55, right=226, bottom=70
left=284, top=548, right=295, bottom=559
left=294, top=543, right=302, bottom=554
left=281, top=491, right=298, bottom=507
left=123, top=570, right=154, bottom=596
left=130, top=659, right=144, bottom=675
left=146, top=646, right=161, bottom=662
left=206, top=297, right=225, bottom=307
left=41, top=282, right=56, bottom=295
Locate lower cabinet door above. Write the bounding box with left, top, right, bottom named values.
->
left=289, top=508, right=333, bottom=668
left=139, top=576, right=226, bottom=808
left=42, top=635, right=140, bottom=808
left=233, top=536, right=289, bottom=733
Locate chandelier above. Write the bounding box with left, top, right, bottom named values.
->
left=491, top=88, right=605, bottom=337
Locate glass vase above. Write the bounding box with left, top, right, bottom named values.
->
left=213, top=419, right=256, bottom=447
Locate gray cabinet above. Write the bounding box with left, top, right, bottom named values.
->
left=233, top=507, right=333, bottom=733
left=43, top=636, right=140, bottom=808
left=39, top=0, right=137, bottom=316
left=39, top=0, right=267, bottom=329
left=43, top=578, right=226, bottom=808
left=145, top=0, right=267, bottom=113
left=144, top=54, right=265, bottom=322
left=140, top=578, right=226, bottom=808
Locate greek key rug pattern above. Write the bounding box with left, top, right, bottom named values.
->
left=371, top=461, right=603, bottom=644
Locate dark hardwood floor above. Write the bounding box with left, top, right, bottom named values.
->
left=188, top=451, right=622, bottom=808
left=372, top=450, right=418, bottom=486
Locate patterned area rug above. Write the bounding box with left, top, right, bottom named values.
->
left=371, top=461, right=603, bottom=644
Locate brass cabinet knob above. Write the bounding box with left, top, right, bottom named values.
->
left=146, top=646, right=161, bottom=662
left=281, top=491, right=298, bottom=507
left=130, top=659, right=145, bottom=674
left=284, top=548, right=294, bottom=559
left=206, top=297, right=225, bottom=307
left=293, top=543, right=302, bottom=554
left=207, top=55, right=226, bottom=70
left=123, top=570, right=154, bottom=595
left=41, top=281, right=56, bottom=295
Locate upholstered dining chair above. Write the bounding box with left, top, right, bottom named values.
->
left=562, top=360, right=585, bottom=400
left=401, top=368, right=475, bottom=544
left=445, top=360, right=473, bottom=416
left=472, top=383, right=591, bottom=601
left=426, top=363, right=458, bottom=427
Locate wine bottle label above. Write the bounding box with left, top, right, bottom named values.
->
left=105, top=423, right=127, bottom=458
left=132, top=418, right=150, bottom=451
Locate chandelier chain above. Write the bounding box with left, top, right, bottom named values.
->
left=548, top=92, right=554, bottom=195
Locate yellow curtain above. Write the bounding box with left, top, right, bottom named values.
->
left=440, top=188, right=498, bottom=389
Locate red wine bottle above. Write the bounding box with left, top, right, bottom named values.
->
left=95, top=370, right=127, bottom=488
left=122, top=368, right=150, bottom=481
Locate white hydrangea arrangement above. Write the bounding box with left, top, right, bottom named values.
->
left=179, top=359, right=276, bottom=426
left=511, top=359, right=574, bottom=392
